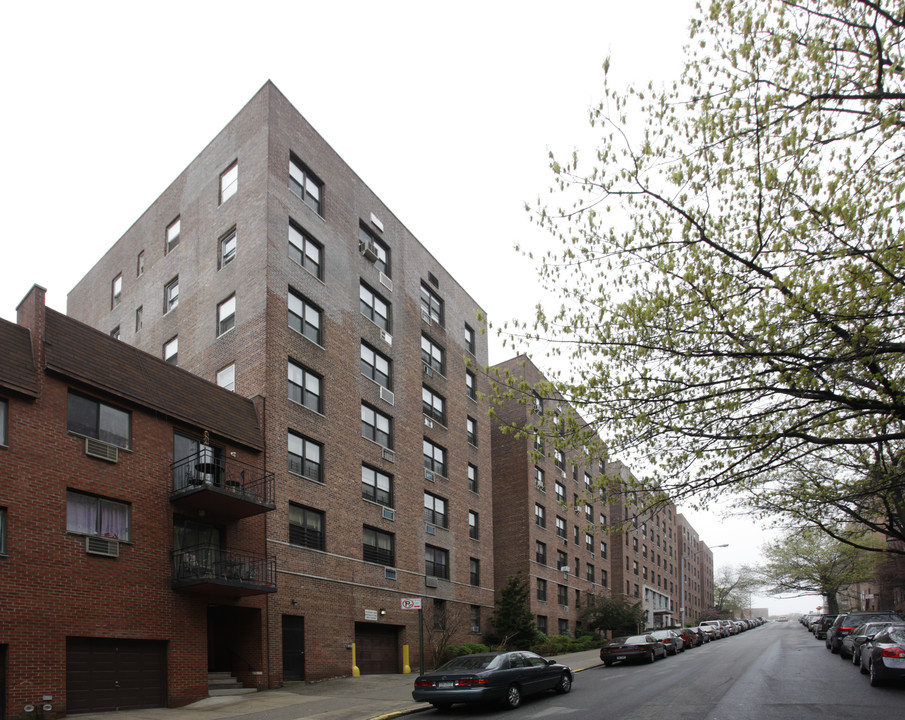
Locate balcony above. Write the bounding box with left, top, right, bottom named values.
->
left=170, top=451, right=275, bottom=519
left=172, top=545, right=276, bottom=597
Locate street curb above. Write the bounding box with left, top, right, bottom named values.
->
left=365, top=662, right=604, bottom=719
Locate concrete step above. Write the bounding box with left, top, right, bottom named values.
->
left=208, top=671, right=256, bottom=696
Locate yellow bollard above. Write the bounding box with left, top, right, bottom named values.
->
left=402, top=644, right=411, bottom=674
left=351, top=642, right=360, bottom=677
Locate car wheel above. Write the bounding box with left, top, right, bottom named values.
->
left=556, top=672, right=572, bottom=694
left=860, top=656, right=869, bottom=675
left=852, top=649, right=859, bottom=665
left=830, top=640, right=839, bottom=654
left=504, top=684, right=522, bottom=709
left=869, top=659, right=884, bottom=687
left=647, top=649, right=656, bottom=664
left=603, top=660, right=613, bottom=667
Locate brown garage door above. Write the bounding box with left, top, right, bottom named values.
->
left=354, top=623, right=399, bottom=674
left=66, top=638, right=166, bottom=713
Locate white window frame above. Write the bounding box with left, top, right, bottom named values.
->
left=220, top=161, right=238, bottom=204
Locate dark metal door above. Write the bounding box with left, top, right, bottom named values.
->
left=282, top=615, right=306, bottom=681
left=66, top=638, right=166, bottom=713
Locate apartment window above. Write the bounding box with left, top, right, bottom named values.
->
left=584, top=472, right=592, bottom=492
left=360, top=342, right=391, bottom=389
left=425, top=545, right=449, bottom=579
left=359, top=283, right=391, bottom=332
left=601, top=569, right=608, bottom=587
left=220, top=161, right=238, bottom=204
left=536, top=540, right=547, bottom=565
left=66, top=490, right=130, bottom=540
left=585, top=533, right=594, bottom=552
left=423, top=492, right=448, bottom=528
left=136, top=250, right=145, bottom=277
left=554, top=480, right=564, bottom=502
left=362, top=404, right=392, bottom=448
left=420, top=282, right=443, bottom=326
left=135, top=306, right=143, bottom=333
left=555, top=516, right=566, bottom=539
left=164, top=336, right=178, bottom=364
left=643, top=566, right=649, bottom=581
left=0, top=507, right=6, bottom=554
left=288, top=431, right=323, bottom=482
left=217, top=364, right=236, bottom=391
left=464, top=323, right=475, bottom=354
left=574, top=525, right=579, bottom=545
left=587, top=563, right=595, bottom=583
left=67, top=392, right=130, bottom=449
left=110, top=326, right=120, bottom=340
left=0, top=398, right=6, bottom=446
left=633, top=537, right=639, bottom=552
left=165, top=217, right=181, bottom=253
left=558, top=584, right=569, bottom=606
left=537, top=578, right=547, bottom=602
left=164, top=277, right=179, bottom=313
left=359, top=223, right=390, bottom=275
left=535, top=467, right=546, bottom=492
left=554, top=449, right=565, bottom=471
left=217, top=295, right=236, bottom=336
left=585, top=505, right=594, bottom=523
left=557, top=550, right=568, bottom=569
left=288, top=503, right=325, bottom=550
left=465, top=370, right=476, bottom=400
left=219, top=228, right=237, bottom=268
left=471, top=605, right=481, bottom=633
left=421, top=334, right=445, bottom=375
left=288, top=222, right=323, bottom=278
left=467, top=463, right=478, bottom=493
left=600, top=541, right=608, bottom=559
left=633, top=560, right=639, bottom=575
left=423, top=438, right=447, bottom=476
left=422, top=386, right=446, bottom=425
left=288, top=289, right=322, bottom=344
left=537, top=616, right=548, bottom=634
left=361, top=465, right=393, bottom=507
left=470, top=558, right=480, bottom=586
left=288, top=360, right=322, bottom=413
left=535, top=504, right=546, bottom=528
left=468, top=511, right=479, bottom=539
left=466, top=416, right=477, bottom=446
left=111, top=274, right=122, bottom=309
left=634, top=584, right=640, bottom=598
left=289, top=154, right=323, bottom=214
left=600, top=513, right=607, bottom=527
left=363, top=526, right=395, bottom=566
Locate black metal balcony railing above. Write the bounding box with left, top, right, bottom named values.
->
left=170, top=451, right=275, bottom=518
left=172, top=544, right=276, bottom=596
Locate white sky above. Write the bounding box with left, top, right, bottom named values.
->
left=0, top=0, right=820, bottom=615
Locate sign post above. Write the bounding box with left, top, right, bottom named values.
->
left=401, top=598, right=424, bottom=676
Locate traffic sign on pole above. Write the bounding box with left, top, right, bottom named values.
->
left=401, top=598, right=422, bottom=610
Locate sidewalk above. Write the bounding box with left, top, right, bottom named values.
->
left=72, top=649, right=603, bottom=720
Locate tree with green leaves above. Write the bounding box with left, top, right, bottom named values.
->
left=759, top=527, right=879, bottom=614
left=506, top=0, right=905, bottom=550
left=581, top=593, right=647, bottom=636
left=713, top=564, right=761, bottom=617
left=487, top=573, right=538, bottom=649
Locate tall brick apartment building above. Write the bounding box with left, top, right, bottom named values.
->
left=490, top=355, right=713, bottom=633
left=66, top=82, right=494, bottom=689
left=676, top=514, right=715, bottom=625
left=1, top=286, right=273, bottom=715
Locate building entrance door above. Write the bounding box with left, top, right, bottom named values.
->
left=282, top=615, right=305, bottom=681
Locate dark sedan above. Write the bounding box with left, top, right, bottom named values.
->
left=840, top=622, right=904, bottom=664
left=412, top=651, right=572, bottom=710
left=859, top=626, right=905, bottom=686
left=600, top=634, right=668, bottom=666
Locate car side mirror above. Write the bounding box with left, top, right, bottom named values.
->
left=546, top=659, right=556, bottom=666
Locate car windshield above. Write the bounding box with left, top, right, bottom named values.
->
left=437, top=655, right=502, bottom=671
left=619, top=635, right=649, bottom=644
left=888, top=628, right=905, bottom=643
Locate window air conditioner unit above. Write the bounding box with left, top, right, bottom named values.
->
left=471, top=625, right=481, bottom=633
left=424, top=416, right=434, bottom=429
left=380, top=330, right=392, bottom=346
left=379, top=272, right=393, bottom=291
left=559, top=565, right=571, bottom=573
left=380, top=386, right=395, bottom=405
left=425, top=577, right=439, bottom=588
left=385, top=567, right=397, bottom=580
left=426, top=524, right=436, bottom=535
left=425, top=469, right=435, bottom=481
left=381, top=447, right=395, bottom=463
left=86, top=536, right=119, bottom=557
left=85, top=437, right=118, bottom=463
left=423, top=364, right=433, bottom=377
left=360, top=240, right=379, bottom=262
left=383, top=507, right=396, bottom=521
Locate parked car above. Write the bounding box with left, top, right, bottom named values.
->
left=699, top=621, right=724, bottom=638
left=827, top=611, right=904, bottom=653
left=698, top=623, right=719, bottom=640
left=719, top=619, right=736, bottom=636
left=841, top=622, right=905, bottom=665
left=600, top=634, right=668, bottom=666
left=813, top=614, right=838, bottom=640
left=651, top=629, right=685, bottom=655
left=412, top=651, right=573, bottom=710
left=684, top=627, right=707, bottom=645
left=858, top=625, right=905, bottom=686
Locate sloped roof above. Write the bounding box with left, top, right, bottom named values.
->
left=0, top=318, right=39, bottom=397
left=43, top=309, right=263, bottom=451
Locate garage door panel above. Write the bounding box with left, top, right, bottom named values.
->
left=354, top=624, right=398, bottom=674
left=66, top=638, right=166, bottom=713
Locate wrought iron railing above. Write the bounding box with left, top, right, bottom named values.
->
left=172, top=544, right=276, bottom=589
left=171, top=450, right=275, bottom=506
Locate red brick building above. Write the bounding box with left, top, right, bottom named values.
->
left=1, top=286, right=273, bottom=717
left=65, top=82, right=495, bottom=689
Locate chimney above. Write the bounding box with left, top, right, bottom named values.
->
left=16, top=284, right=47, bottom=370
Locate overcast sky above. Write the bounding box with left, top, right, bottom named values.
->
left=0, top=0, right=821, bottom=614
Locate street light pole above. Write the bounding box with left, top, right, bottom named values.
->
left=680, top=543, right=728, bottom=627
